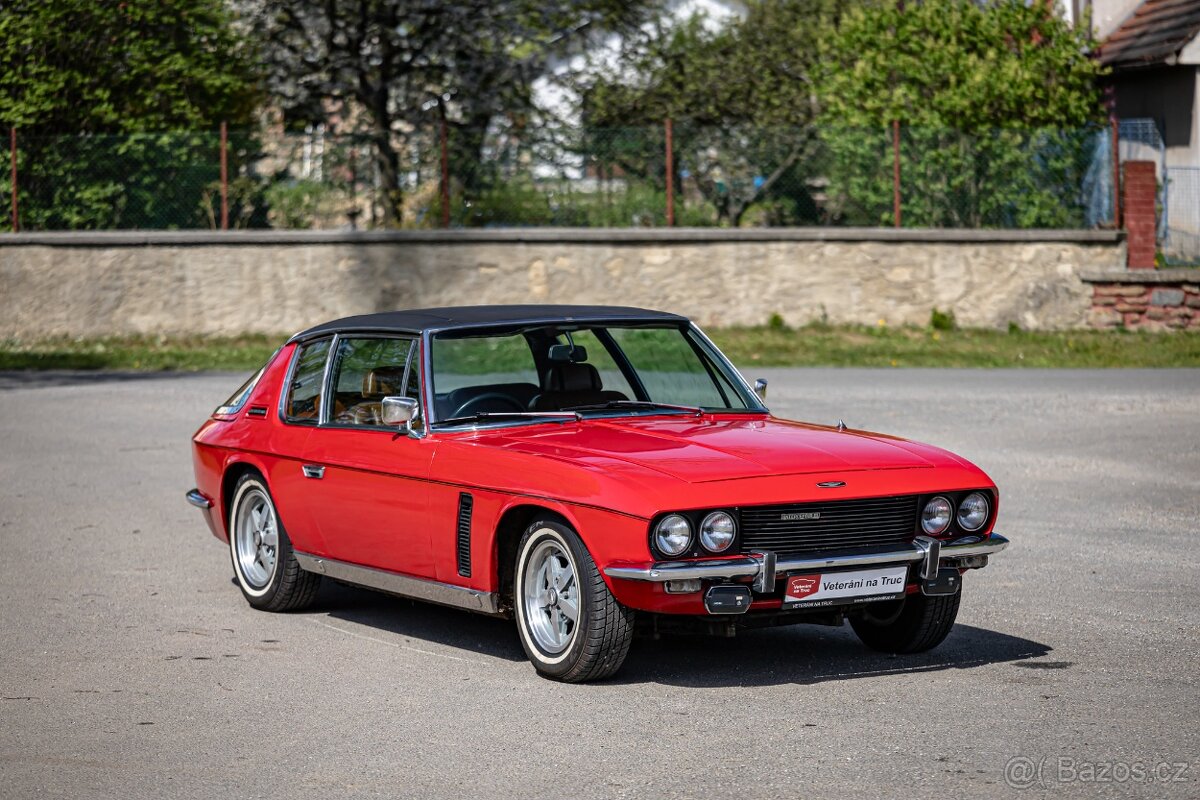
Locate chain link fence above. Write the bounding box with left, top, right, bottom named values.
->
left=1163, top=167, right=1200, bottom=266
left=3, top=123, right=1122, bottom=232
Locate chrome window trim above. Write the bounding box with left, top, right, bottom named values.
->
left=318, top=333, right=340, bottom=425
left=688, top=322, right=770, bottom=413
left=421, top=330, right=439, bottom=428
left=317, top=333, right=419, bottom=430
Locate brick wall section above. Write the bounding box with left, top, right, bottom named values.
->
left=1123, top=160, right=1157, bottom=269
left=1088, top=279, right=1200, bottom=330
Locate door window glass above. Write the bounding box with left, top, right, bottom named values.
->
left=283, top=339, right=332, bottom=422
left=328, top=337, right=416, bottom=427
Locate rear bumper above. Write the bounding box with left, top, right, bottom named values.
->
left=603, top=533, right=1010, bottom=587
left=185, top=488, right=213, bottom=509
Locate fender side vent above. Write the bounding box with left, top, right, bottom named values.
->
left=456, top=493, right=474, bottom=577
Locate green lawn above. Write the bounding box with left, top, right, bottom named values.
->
left=2, top=325, right=1199, bottom=372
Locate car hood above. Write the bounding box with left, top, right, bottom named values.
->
left=475, top=414, right=956, bottom=484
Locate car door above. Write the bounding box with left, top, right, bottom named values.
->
left=298, top=335, right=438, bottom=577
left=263, top=337, right=331, bottom=556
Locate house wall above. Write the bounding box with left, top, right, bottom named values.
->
left=0, top=229, right=1124, bottom=338
left=1114, top=66, right=1199, bottom=168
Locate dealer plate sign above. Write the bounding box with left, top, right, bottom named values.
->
left=783, top=565, right=908, bottom=607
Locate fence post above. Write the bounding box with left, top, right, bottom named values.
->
left=9, top=126, right=17, bottom=233
left=1111, top=117, right=1121, bottom=230
left=892, top=119, right=901, bottom=228
left=219, top=121, right=229, bottom=231
left=1123, top=161, right=1157, bottom=269
left=665, top=117, right=675, bottom=227
left=439, top=108, right=450, bottom=229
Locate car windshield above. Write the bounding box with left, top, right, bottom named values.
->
left=429, top=323, right=763, bottom=425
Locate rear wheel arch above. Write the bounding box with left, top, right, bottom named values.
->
left=221, top=460, right=265, bottom=535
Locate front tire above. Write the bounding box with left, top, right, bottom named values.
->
left=229, top=473, right=321, bottom=612
left=514, top=518, right=635, bottom=682
left=849, top=589, right=961, bottom=653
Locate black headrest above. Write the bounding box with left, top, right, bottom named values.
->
left=544, top=362, right=601, bottom=393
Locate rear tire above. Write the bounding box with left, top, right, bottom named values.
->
left=229, top=473, right=321, bottom=612
left=849, top=589, right=960, bottom=653
left=514, top=518, right=635, bottom=682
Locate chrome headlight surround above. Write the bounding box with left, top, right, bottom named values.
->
left=699, top=511, right=737, bottom=553
left=921, top=496, right=953, bottom=536
left=956, top=491, right=989, bottom=532
left=653, top=514, right=693, bottom=557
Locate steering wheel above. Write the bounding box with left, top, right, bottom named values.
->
left=451, top=393, right=525, bottom=418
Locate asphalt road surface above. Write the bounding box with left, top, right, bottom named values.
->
left=1, top=368, right=1198, bottom=799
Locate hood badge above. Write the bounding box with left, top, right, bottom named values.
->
left=782, top=511, right=821, bottom=521
left=817, top=480, right=846, bottom=488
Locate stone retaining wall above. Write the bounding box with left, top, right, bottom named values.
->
left=1084, top=269, right=1200, bottom=330
left=0, top=229, right=1125, bottom=338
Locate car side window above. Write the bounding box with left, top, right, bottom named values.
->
left=328, top=337, right=416, bottom=427
left=283, top=339, right=332, bottom=423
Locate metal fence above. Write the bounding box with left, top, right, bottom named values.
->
left=2, top=122, right=1124, bottom=232
left=1163, top=167, right=1200, bottom=265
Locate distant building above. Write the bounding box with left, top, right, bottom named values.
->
left=1092, top=0, right=1200, bottom=169
left=1076, top=0, right=1200, bottom=261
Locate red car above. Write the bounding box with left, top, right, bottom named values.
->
left=188, top=305, right=1009, bottom=682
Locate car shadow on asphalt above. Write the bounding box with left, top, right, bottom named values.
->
left=613, top=623, right=1052, bottom=687
left=312, top=580, right=527, bottom=662
left=306, top=581, right=1052, bottom=683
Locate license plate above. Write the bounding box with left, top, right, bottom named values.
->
left=782, top=565, right=908, bottom=607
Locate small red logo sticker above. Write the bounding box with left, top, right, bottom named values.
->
left=788, top=574, right=821, bottom=600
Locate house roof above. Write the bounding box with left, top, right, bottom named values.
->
left=290, top=305, right=687, bottom=341
left=1098, top=0, right=1200, bottom=69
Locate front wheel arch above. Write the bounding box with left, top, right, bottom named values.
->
left=494, top=503, right=570, bottom=614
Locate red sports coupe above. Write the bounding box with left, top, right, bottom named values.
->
left=188, top=305, right=1009, bottom=682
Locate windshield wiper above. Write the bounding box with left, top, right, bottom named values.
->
left=436, top=411, right=581, bottom=426
left=567, top=400, right=704, bottom=416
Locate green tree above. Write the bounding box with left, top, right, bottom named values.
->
left=253, top=0, right=650, bottom=225
left=0, top=0, right=260, bottom=229
left=582, top=1, right=853, bottom=226
left=817, top=0, right=1106, bottom=227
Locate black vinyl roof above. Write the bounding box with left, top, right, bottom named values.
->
left=289, top=305, right=688, bottom=341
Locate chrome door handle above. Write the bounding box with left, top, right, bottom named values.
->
left=302, top=464, right=325, bottom=479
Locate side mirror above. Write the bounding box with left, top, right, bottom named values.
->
left=381, top=396, right=419, bottom=427
left=753, top=378, right=768, bottom=401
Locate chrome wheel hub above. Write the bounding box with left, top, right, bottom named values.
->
left=522, top=537, right=579, bottom=655
left=235, top=489, right=278, bottom=589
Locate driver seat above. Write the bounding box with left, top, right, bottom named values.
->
left=529, top=363, right=626, bottom=411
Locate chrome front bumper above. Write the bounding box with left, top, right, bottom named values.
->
left=603, top=533, right=1010, bottom=590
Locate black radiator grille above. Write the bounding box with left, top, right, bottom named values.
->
left=739, top=495, right=918, bottom=555
left=456, top=493, right=474, bottom=577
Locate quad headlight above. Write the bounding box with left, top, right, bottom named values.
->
left=699, top=511, right=737, bottom=553
left=921, top=496, right=953, bottom=535
left=957, top=491, right=989, bottom=532
left=654, top=514, right=693, bottom=557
